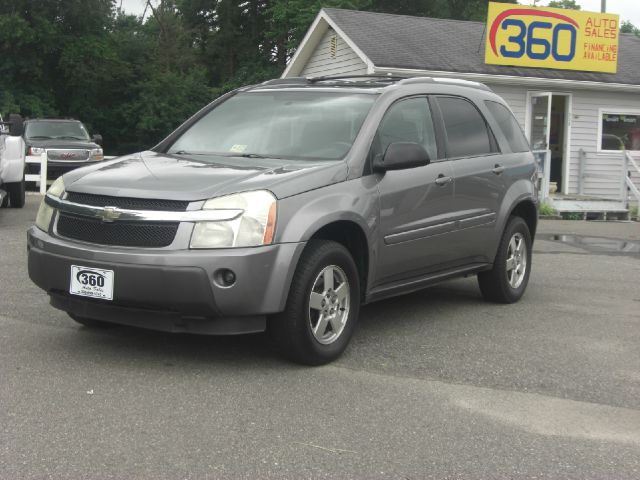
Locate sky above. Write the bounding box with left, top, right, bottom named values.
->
left=118, top=0, right=640, bottom=27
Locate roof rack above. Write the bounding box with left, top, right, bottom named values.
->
left=260, top=75, right=407, bottom=87
left=260, top=78, right=310, bottom=86
left=398, top=77, right=491, bottom=91
left=307, top=74, right=406, bottom=84
left=260, top=75, right=490, bottom=91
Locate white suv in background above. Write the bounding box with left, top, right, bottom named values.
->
left=0, top=114, right=26, bottom=208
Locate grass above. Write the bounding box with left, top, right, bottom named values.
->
left=563, top=212, right=584, bottom=221
left=539, top=201, right=557, bottom=216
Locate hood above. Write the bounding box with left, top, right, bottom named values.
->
left=26, top=139, right=100, bottom=150
left=63, top=151, right=348, bottom=201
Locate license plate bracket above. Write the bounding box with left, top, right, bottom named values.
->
left=69, top=265, right=114, bottom=300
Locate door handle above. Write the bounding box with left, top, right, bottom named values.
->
left=492, top=164, right=505, bottom=175
left=435, top=174, right=453, bottom=186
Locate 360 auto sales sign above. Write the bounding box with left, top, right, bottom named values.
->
left=485, top=2, right=620, bottom=73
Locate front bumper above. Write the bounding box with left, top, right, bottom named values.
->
left=26, top=155, right=102, bottom=179
left=27, top=227, right=305, bottom=334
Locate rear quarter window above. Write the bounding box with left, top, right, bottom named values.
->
left=484, top=101, right=530, bottom=153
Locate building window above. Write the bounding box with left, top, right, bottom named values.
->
left=599, top=110, right=640, bottom=152
left=329, top=35, right=338, bottom=59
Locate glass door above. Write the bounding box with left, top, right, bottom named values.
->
left=529, top=93, right=552, bottom=150
left=528, top=92, right=552, bottom=200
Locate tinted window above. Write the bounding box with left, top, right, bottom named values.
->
left=25, top=121, right=90, bottom=141
left=600, top=112, right=640, bottom=151
left=437, top=97, right=492, bottom=158
left=485, top=101, right=530, bottom=153
left=373, top=97, right=438, bottom=161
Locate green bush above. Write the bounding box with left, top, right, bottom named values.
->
left=539, top=202, right=557, bottom=216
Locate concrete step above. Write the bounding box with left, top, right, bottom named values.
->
left=549, top=197, right=629, bottom=221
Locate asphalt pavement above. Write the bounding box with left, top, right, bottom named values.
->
left=1, top=195, right=639, bottom=479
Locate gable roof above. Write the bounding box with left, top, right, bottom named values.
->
left=284, top=8, right=640, bottom=89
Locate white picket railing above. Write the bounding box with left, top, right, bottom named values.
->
left=24, top=152, right=48, bottom=194
left=624, top=150, right=640, bottom=205
left=578, top=148, right=640, bottom=205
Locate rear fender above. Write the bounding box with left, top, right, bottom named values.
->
left=493, top=178, right=538, bottom=260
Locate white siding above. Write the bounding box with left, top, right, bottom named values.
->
left=486, top=84, right=527, bottom=126
left=300, top=29, right=367, bottom=77
left=487, top=83, right=640, bottom=199
left=566, top=90, right=640, bottom=199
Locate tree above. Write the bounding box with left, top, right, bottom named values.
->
left=0, top=0, right=523, bottom=154
left=620, top=20, right=640, bottom=36
left=547, top=0, right=581, bottom=10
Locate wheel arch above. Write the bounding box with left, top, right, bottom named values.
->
left=508, top=198, right=538, bottom=243
left=307, top=220, right=370, bottom=302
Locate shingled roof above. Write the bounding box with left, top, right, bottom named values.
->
left=293, top=8, right=640, bottom=86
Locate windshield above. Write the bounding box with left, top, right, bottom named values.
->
left=25, top=121, right=90, bottom=141
left=168, top=91, right=377, bottom=160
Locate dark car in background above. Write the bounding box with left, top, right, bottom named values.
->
left=24, top=119, right=104, bottom=181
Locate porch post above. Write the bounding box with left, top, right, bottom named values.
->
left=578, top=149, right=585, bottom=195
left=621, top=149, right=628, bottom=204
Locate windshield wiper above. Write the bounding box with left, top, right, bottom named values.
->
left=235, top=153, right=284, bottom=159
left=171, top=150, right=283, bottom=159
left=28, top=136, right=53, bottom=140
left=56, top=136, right=85, bottom=140
left=171, top=150, right=210, bottom=155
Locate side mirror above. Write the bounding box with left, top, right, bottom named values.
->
left=373, top=142, right=430, bottom=172
left=8, top=114, right=24, bottom=137
left=92, top=134, right=103, bottom=145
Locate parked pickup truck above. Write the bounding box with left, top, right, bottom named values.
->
left=0, top=114, right=26, bottom=208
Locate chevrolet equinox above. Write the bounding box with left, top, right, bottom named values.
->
left=28, top=76, right=538, bottom=365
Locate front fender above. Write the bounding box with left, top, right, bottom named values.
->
left=275, top=176, right=380, bottom=289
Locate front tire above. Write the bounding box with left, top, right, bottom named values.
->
left=7, top=178, right=25, bottom=208
left=269, top=240, right=360, bottom=365
left=478, top=216, right=532, bottom=303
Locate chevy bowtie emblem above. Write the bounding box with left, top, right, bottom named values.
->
left=99, top=206, right=121, bottom=222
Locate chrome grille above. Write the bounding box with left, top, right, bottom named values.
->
left=56, top=193, right=189, bottom=247
left=47, top=149, right=91, bottom=161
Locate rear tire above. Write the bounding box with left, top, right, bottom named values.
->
left=478, top=216, right=532, bottom=303
left=7, top=178, right=25, bottom=208
left=68, top=313, right=117, bottom=329
left=269, top=240, right=360, bottom=365
left=8, top=114, right=23, bottom=136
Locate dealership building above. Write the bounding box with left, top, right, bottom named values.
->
left=282, top=8, right=640, bottom=214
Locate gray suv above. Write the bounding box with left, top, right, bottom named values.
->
left=28, top=76, right=538, bottom=365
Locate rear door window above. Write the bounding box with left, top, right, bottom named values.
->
left=436, top=96, right=494, bottom=158
left=485, top=100, right=530, bottom=153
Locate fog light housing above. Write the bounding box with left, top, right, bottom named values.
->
left=214, top=269, right=236, bottom=287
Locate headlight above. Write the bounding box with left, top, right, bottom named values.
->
left=29, top=147, right=44, bottom=156
left=90, top=148, right=104, bottom=161
left=35, top=177, right=65, bottom=232
left=190, top=190, right=277, bottom=249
